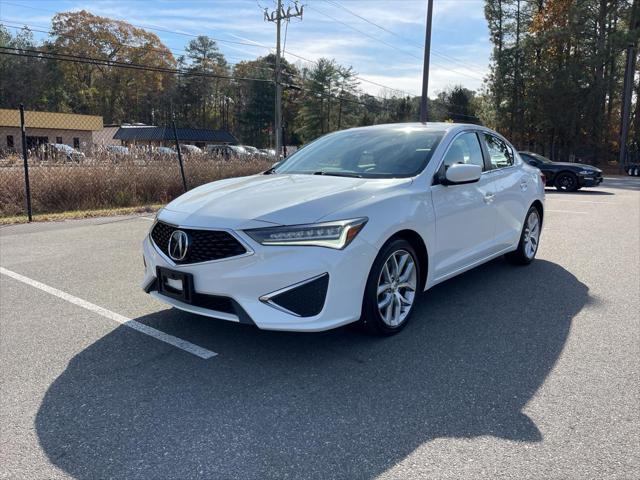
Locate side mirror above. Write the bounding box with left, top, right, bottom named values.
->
left=444, top=163, right=482, bottom=185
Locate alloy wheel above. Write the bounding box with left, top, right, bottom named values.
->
left=377, top=249, right=417, bottom=327
left=523, top=210, right=540, bottom=259
left=557, top=174, right=576, bottom=191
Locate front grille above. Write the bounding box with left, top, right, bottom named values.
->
left=151, top=221, right=247, bottom=264
left=268, top=273, right=329, bottom=317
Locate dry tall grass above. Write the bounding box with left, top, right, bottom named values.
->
left=0, top=153, right=273, bottom=217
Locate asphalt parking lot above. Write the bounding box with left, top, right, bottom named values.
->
left=1, top=177, right=639, bottom=479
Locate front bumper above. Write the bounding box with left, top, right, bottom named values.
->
left=141, top=232, right=378, bottom=332
left=578, top=173, right=603, bottom=187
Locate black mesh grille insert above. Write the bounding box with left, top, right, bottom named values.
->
left=269, top=274, right=329, bottom=317
left=151, top=221, right=247, bottom=264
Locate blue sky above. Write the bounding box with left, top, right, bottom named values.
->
left=0, top=0, right=491, bottom=97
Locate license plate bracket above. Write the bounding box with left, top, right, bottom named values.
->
left=156, top=267, right=194, bottom=303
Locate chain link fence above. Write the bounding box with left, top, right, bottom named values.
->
left=0, top=106, right=276, bottom=219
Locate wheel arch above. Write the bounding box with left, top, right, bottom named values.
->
left=384, top=229, right=429, bottom=289
left=531, top=199, right=544, bottom=225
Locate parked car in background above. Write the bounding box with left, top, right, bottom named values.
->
left=206, top=144, right=240, bottom=158
left=519, top=151, right=603, bottom=192
left=105, top=145, right=130, bottom=155
left=260, top=148, right=277, bottom=158
left=47, top=143, right=85, bottom=162
left=179, top=144, right=202, bottom=155
left=242, top=146, right=273, bottom=158
left=206, top=144, right=247, bottom=157
left=242, top=146, right=261, bottom=156
left=626, top=163, right=640, bottom=176
left=156, top=146, right=177, bottom=156
left=206, top=144, right=230, bottom=156
left=229, top=145, right=248, bottom=156
left=143, top=123, right=545, bottom=335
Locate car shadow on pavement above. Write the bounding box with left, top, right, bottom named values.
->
left=545, top=188, right=615, bottom=196
left=35, top=259, right=590, bottom=479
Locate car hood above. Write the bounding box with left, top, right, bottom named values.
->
left=160, top=173, right=411, bottom=229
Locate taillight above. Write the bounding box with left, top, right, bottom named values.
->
left=540, top=171, right=546, bottom=184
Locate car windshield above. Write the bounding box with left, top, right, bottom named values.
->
left=274, top=127, right=445, bottom=178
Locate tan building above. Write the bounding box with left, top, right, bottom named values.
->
left=0, top=109, right=103, bottom=154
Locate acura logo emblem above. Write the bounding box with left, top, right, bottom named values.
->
left=168, top=230, right=189, bottom=261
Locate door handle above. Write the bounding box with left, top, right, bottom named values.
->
left=484, top=192, right=495, bottom=203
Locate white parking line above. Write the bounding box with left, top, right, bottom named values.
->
left=547, top=200, right=617, bottom=205
left=546, top=209, right=588, bottom=214
left=0, top=267, right=217, bottom=360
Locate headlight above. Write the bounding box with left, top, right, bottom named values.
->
left=244, top=218, right=368, bottom=249
left=578, top=170, right=594, bottom=175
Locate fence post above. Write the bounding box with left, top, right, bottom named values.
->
left=19, top=104, right=33, bottom=222
left=172, top=120, right=188, bottom=192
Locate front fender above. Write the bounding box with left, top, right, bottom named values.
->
left=319, top=187, right=436, bottom=287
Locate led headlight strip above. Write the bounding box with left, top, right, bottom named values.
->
left=244, top=218, right=368, bottom=249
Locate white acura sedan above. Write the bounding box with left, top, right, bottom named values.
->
left=142, top=123, right=544, bottom=335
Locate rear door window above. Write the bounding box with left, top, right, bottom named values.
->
left=482, top=134, right=514, bottom=169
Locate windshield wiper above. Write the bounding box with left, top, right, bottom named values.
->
left=312, top=170, right=363, bottom=178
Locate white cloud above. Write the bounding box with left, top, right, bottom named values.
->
left=357, top=65, right=487, bottom=98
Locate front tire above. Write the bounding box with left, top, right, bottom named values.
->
left=555, top=172, right=578, bottom=192
left=506, top=206, right=541, bottom=265
left=360, top=239, right=420, bottom=336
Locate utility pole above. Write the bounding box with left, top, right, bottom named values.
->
left=619, top=43, right=636, bottom=173
left=419, top=0, right=434, bottom=123
left=264, top=1, right=303, bottom=158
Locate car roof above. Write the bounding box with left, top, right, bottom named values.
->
left=341, top=122, right=490, bottom=135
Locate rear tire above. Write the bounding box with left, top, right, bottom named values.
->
left=555, top=172, right=578, bottom=192
left=506, top=206, right=541, bottom=265
left=360, top=239, right=421, bottom=336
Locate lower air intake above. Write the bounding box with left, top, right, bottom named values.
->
left=266, top=273, right=329, bottom=317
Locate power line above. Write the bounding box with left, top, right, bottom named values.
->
left=0, top=46, right=275, bottom=83
left=0, top=1, right=275, bottom=51
left=1, top=1, right=482, bottom=101
left=306, top=3, right=421, bottom=60
left=0, top=22, right=279, bottom=77
left=1, top=47, right=480, bottom=121
left=306, top=3, right=485, bottom=82
left=282, top=50, right=417, bottom=97
left=322, top=0, right=488, bottom=77
left=1, top=22, right=405, bottom=105
left=1, top=2, right=424, bottom=99
left=0, top=46, right=414, bottom=115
